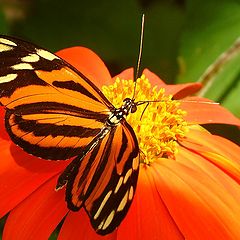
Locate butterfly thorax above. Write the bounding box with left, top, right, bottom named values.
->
left=107, top=98, right=137, bottom=126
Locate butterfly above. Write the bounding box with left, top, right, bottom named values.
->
left=0, top=35, right=140, bottom=235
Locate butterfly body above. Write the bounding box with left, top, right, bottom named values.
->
left=107, top=98, right=138, bottom=125
left=0, top=35, right=139, bottom=235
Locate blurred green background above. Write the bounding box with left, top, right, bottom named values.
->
left=0, top=0, right=240, bottom=238
left=1, top=0, right=240, bottom=113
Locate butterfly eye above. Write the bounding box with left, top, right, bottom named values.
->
left=123, top=97, right=131, bottom=102
left=131, top=104, right=137, bottom=113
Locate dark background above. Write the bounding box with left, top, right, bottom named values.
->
left=0, top=0, right=188, bottom=82
left=1, top=0, right=240, bottom=108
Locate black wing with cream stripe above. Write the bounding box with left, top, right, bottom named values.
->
left=56, top=120, right=139, bottom=235
left=0, top=35, right=114, bottom=159
left=87, top=122, right=139, bottom=235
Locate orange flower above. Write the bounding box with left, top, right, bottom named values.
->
left=1, top=47, right=240, bottom=240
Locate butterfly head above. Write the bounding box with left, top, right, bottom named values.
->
left=122, top=98, right=137, bottom=114
left=107, top=98, right=137, bottom=126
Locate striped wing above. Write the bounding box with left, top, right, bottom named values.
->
left=0, top=35, right=141, bottom=234
left=58, top=120, right=139, bottom=235
left=0, top=35, right=114, bottom=159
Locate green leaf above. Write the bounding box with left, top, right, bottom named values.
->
left=177, top=0, right=240, bottom=116
left=221, top=72, right=240, bottom=117
left=12, top=0, right=185, bottom=81
left=13, top=0, right=141, bottom=74
left=49, top=230, right=58, bottom=240
left=0, top=216, right=7, bottom=240
left=0, top=9, right=9, bottom=34
left=178, top=0, right=240, bottom=82
left=197, top=44, right=240, bottom=98
left=140, top=1, right=185, bottom=82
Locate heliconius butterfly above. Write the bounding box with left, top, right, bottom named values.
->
left=0, top=33, right=146, bottom=235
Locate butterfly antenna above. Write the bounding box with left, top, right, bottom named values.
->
left=139, top=102, right=150, bottom=120
left=132, top=14, right=145, bottom=100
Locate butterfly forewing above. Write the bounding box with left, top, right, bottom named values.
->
left=0, top=35, right=140, bottom=235
left=0, top=36, right=112, bottom=108
left=0, top=35, right=113, bottom=159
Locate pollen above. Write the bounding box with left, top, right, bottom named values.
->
left=102, top=75, right=189, bottom=164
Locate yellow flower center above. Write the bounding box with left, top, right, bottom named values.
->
left=102, top=75, right=189, bottom=164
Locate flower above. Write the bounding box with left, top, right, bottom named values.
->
left=1, top=46, right=240, bottom=240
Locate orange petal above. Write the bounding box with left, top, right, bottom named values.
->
left=0, top=140, right=68, bottom=217
left=118, top=165, right=184, bottom=240
left=181, top=128, right=240, bottom=184
left=164, top=83, right=202, bottom=99
left=56, top=47, right=112, bottom=88
left=143, top=69, right=202, bottom=97
left=0, top=107, right=10, bottom=141
left=177, top=146, right=240, bottom=202
left=180, top=96, right=240, bottom=125
left=113, top=68, right=134, bottom=81
left=152, top=158, right=240, bottom=240
left=143, top=68, right=166, bottom=86
left=3, top=175, right=68, bottom=240
left=58, top=211, right=116, bottom=240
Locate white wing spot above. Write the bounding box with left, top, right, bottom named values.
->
left=0, top=44, right=13, bottom=52
left=102, top=210, right=115, bottom=230
left=0, top=73, right=17, bottom=83
left=114, top=176, right=123, bottom=194
left=12, top=63, right=33, bottom=70
left=22, top=53, right=40, bottom=63
left=98, top=221, right=104, bottom=230
left=36, top=49, right=60, bottom=61
left=94, top=190, right=112, bottom=220
left=0, top=38, right=17, bottom=46
left=132, top=157, right=139, bottom=170
left=123, top=169, right=132, bottom=184
left=117, top=191, right=129, bottom=212
left=128, top=186, right=134, bottom=200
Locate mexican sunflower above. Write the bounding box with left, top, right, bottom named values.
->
left=0, top=46, right=240, bottom=240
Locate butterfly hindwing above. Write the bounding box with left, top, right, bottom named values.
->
left=60, top=120, right=139, bottom=235
left=0, top=35, right=114, bottom=159
left=87, top=121, right=139, bottom=235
